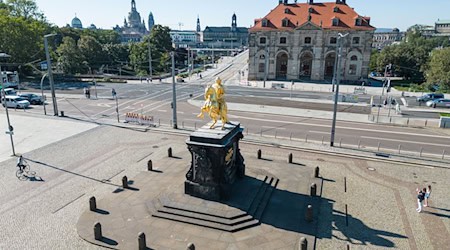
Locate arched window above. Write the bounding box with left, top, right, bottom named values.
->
left=282, top=18, right=289, bottom=27
left=351, top=55, right=358, bottom=61
left=259, top=54, right=265, bottom=59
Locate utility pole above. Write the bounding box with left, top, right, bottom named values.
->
left=44, top=33, right=58, bottom=116
left=263, top=47, right=269, bottom=88
left=171, top=52, right=177, bottom=129
left=330, top=33, right=349, bottom=147
left=187, top=47, right=191, bottom=80
left=148, top=37, right=152, bottom=81
left=115, top=94, right=119, bottom=123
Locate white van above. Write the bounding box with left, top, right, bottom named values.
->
left=2, top=95, right=30, bottom=109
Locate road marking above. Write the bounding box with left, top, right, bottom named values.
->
left=177, top=111, right=185, bottom=114
left=262, top=126, right=286, bottom=130
left=97, top=103, right=112, bottom=108
left=157, top=110, right=167, bottom=113
left=308, top=131, right=329, bottom=134
left=230, top=114, right=450, bottom=140
left=360, top=136, right=450, bottom=148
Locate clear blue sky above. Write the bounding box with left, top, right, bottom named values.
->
left=34, top=0, right=450, bottom=31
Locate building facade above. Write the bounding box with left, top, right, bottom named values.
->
left=372, top=28, right=405, bottom=50
left=113, top=0, right=152, bottom=43
left=203, top=14, right=249, bottom=48
left=248, top=0, right=375, bottom=82
left=170, top=30, right=201, bottom=48
left=422, top=19, right=450, bottom=38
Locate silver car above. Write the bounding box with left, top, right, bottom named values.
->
left=2, top=96, right=30, bottom=109
left=426, top=98, right=450, bottom=108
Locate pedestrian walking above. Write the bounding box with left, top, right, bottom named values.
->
left=416, top=187, right=426, bottom=213
left=424, top=185, right=432, bottom=207
left=86, top=88, right=91, bottom=99
left=83, top=87, right=88, bottom=98
left=112, top=88, right=116, bottom=98
left=146, top=78, right=149, bottom=83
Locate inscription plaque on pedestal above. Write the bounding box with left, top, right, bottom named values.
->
left=185, top=121, right=245, bottom=201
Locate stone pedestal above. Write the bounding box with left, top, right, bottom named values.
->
left=185, top=121, right=245, bottom=201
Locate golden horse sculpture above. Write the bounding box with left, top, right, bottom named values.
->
left=197, top=77, right=229, bottom=129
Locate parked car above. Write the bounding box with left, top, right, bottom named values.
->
left=426, top=98, right=450, bottom=108
left=19, top=93, right=43, bottom=105
left=2, top=96, right=30, bottom=109
left=417, top=93, right=444, bottom=103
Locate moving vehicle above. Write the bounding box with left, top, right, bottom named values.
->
left=426, top=98, right=450, bottom=108
left=417, top=93, right=444, bottom=103
left=2, top=96, right=30, bottom=109
left=19, top=93, right=43, bottom=105
left=0, top=71, right=20, bottom=89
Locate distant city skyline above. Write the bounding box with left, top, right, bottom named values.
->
left=34, top=0, right=450, bottom=31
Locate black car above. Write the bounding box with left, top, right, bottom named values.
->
left=19, top=94, right=43, bottom=105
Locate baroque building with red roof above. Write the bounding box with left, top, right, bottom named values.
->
left=248, top=0, right=375, bottom=82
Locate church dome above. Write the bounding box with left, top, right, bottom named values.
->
left=71, top=16, right=83, bottom=29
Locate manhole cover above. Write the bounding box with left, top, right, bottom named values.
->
left=367, top=167, right=376, bottom=171
left=152, top=145, right=159, bottom=148
left=317, top=158, right=325, bottom=162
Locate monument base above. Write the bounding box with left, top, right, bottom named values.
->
left=185, top=121, right=245, bottom=201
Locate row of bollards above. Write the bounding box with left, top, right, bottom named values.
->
left=93, top=222, right=195, bottom=250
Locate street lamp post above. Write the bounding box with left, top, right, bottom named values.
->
left=330, top=33, right=349, bottom=147
left=40, top=73, right=48, bottom=115
left=263, top=47, right=269, bottom=88
left=44, top=33, right=58, bottom=116
left=171, top=52, right=178, bottom=129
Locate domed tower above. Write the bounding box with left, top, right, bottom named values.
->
left=128, top=0, right=142, bottom=28
left=148, top=12, right=155, bottom=31
left=231, top=13, right=237, bottom=32
left=71, top=15, right=83, bottom=29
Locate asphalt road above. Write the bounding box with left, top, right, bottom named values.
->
left=12, top=80, right=448, bottom=158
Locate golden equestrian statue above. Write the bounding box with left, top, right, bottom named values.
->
left=197, top=77, right=229, bottom=129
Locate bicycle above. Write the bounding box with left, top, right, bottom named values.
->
left=16, top=160, right=36, bottom=181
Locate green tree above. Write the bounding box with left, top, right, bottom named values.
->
left=426, top=47, right=450, bottom=90
left=78, top=35, right=104, bottom=71
left=0, top=14, right=52, bottom=64
left=6, top=0, right=44, bottom=20
left=56, top=36, right=84, bottom=74
left=129, top=25, right=173, bottom=74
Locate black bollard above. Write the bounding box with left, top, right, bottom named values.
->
left=94, top=222, right=102, bottom=240
left=147, top=160, right=153, bottom=171
left=89, top=196, right=97, bottom=211
left=288, top=153, right=293, bottom=164
left=305, top=204, right=313, bottom=222
left=314, top=166, right=320, bottom=178
left=168, top=147, right=173, bottom=158
left=122, top=176, right=128, bottom=188
left=187, top=242, right=195, bottom=250
left=138, top=232, right=146, bottom=250
left=310, top=183, right=317, bottom=196
left=257, top=149, right=262, bottom=159
left=300, top=237, right=307, bottom=250
left=60, top=111, right=65, bottom=117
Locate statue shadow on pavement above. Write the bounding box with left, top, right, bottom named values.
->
left=316, top=200, right=407, bottom=248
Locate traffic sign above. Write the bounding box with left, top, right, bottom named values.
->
left=40, top=62, right=48, bottom=70
left=5, top=131, right=14, bottom=135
